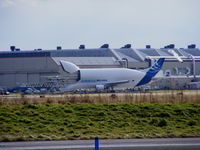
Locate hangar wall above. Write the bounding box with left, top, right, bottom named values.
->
left=0, top=56, right=59, bottom=88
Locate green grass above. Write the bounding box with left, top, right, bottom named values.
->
left=0, top=103, right=200, bottom=141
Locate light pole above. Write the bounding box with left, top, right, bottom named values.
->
left=189, top=55, right=196, bottom=79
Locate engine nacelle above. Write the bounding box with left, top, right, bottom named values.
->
left=95, top=85, right=105, bottom=91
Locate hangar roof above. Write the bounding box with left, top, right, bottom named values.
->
left=50, top=48, right=114, bottom=57
left=0, top=51, right=50, bottom=58
left=1, top=47, right=200, bottom=63
left=181, top=48, right=200, bottom=56
left=52, top=57, right=120, bottom=68
left=114, top=48, right=143, bottom=62
left=138, top=48, right=160, bottom=56
left=114, top=51, right=140, bottom=62
left=0, top=48, right=115, bottom=58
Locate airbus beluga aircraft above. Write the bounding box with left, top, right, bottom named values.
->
left=59, top=58, right=165, bottom=92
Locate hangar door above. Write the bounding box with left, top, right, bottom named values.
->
left=27, top=73, right=40, bottom=85
left=0, top=74, right=15, bottom=88
left=15, top=74, right=27, bottom=86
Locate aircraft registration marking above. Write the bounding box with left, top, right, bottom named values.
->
left=81, top=79, right=108, bottom=83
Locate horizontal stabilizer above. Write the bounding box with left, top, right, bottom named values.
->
left=60, top=60, right=80, bottom=73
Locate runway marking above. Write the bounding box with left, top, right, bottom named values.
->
left=2, top=143, right=200, bottom=150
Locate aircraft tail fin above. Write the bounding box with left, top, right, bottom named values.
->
left=136, top=58, right=165, bottom=86
left=60, top=60, right=80, bottom=73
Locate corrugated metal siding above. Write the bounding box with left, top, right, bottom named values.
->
left=0, top=57, right=59, bottom=73
left=27, top=73, right=40, bottom=84
left=15, top=74, right=27, bottom=86
left=0, top=74, right=15, bottom=88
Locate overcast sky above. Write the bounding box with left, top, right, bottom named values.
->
left=0, top=0, right=199, bottom=51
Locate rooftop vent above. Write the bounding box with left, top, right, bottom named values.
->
left=121, top=44, right=131, bottom=49
left=188, top=44, right=196, bottom=49
left=124, top=44, right=131, bottom=48
left=57, top=46, right=62, bottom=50
left=164, top=44, right=175, bottom=49
left=10, top=46, right=15, bottom=51
left=15, top=48, right=20, bottom=51
left=79, top=45, right=85, bottom=49
left=146, top=45, right=151, bottom=49
left=100, top=44, right=109, bottom=48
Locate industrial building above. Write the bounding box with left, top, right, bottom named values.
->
left=0, top=44, right=200, bottom=92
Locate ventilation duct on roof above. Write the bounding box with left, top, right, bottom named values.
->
left=79, top=45, right=85, bottom=49
left=164, top=44, right=175, bottom=49
left=146, top=45, right=151, bottom=49
left=168, top=49, right=183, bottom=63
left=100, top=44, right=109, bottom=48
left=188, top=44, right=196, bottom=49
left=121, top=44, right=131, bottom=49
left=57, top=46, right=62, bottom=50
left=10, top=46, right=15, bottom=51
left=15, top=48, right=20, bottom=51
left=124, top=44, right=131, bottom=48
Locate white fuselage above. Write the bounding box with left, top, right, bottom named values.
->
left=62, top=68, right=145, bottom=91
left=59, top=58, right=165, bottom=92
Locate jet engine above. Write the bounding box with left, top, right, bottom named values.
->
left=96, top=85, right=105, bottom=91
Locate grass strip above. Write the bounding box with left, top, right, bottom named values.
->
left=0, top=103, right=200, bottom=141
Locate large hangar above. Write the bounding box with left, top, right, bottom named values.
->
left=0, top=44, right=200, bottom=91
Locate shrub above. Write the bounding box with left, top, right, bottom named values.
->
left=157, top=119, right=167, bottom=127
left=187, top=120, right=197, bottom=126
left=150, top=118, right=168, bottom=127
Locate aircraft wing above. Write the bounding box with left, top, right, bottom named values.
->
left=105, top=80, right=129, bottom=87
left=41, top=75, right=68, bottom=81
